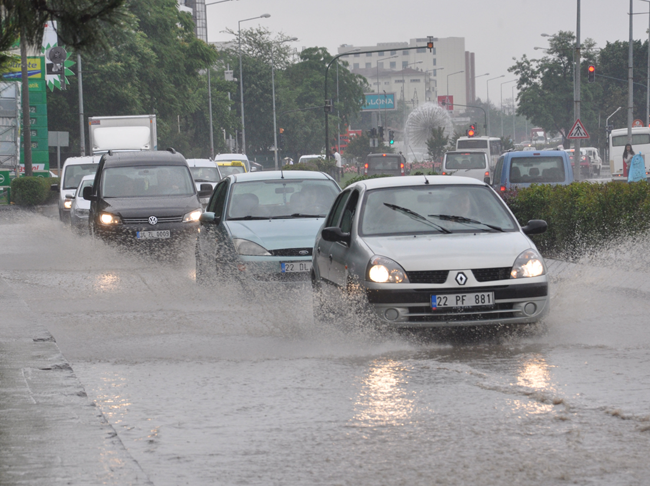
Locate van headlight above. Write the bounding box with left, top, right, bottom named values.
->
left=63, top=199, right=73, bottom=209
left=366, top=256, right=410, bottom=283
left=233, top=238, right=271, bottom=256
left=99, top=212, right=121, bottom=225
left=183, top=209, right=202, bottom=222
left=511, top=249, right=545, bottom=278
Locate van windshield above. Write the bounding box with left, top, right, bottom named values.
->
left=510, top=156, right=565, bottom=183
left=101, top=165, right=195, bottom=197
left=63, top=164, right=98, bottom=190
left=445, top=153, right=486, bottom=170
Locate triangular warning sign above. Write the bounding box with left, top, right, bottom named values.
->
left=567, top=119, right=590, bottom=139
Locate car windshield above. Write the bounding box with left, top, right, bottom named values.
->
left=190, top=166, right=220, bottom=182
left=360, top=185, right=518, bottom=236
left=63, top=164, right=98, bottom=190
left=219, top=165, right=246, bottom=176
left=101, top=165, right=195, bottom=197
left=227, top=179, right=339, bottom=220
left=510, top=156, right=565, bottom=183
left=445, top=153, right=486, bottom=170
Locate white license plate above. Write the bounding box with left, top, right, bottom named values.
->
left=281, top=261, right=312, bottom=273
left=431, top=292, right=494, bottom=309
left=136, top=230, right=171, bottom=240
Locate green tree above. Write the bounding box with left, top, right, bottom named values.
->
left=426, top=126, right=449, bottom=161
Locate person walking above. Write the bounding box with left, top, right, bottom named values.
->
left=332, top=148, right=342, bottom=182
left=623, top=143, right=635, bottom=177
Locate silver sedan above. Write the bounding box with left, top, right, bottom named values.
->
left=312, top=175, right=550, bottom=329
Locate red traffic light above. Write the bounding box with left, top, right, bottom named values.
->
left=588, top=65, right=595, bottom=73
left=588, top=65, right=595, bottom=83
left=467, top=129, right=475, bottom=137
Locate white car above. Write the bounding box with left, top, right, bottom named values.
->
left=298, top=154, right=325, bottom=165
left=582, top=147, right=603, bottom=176
left=312, top=176, right=550, bottom=329
left=186, top=158, right=222, bottom=209
left=52, top=155, right=101, bottom=224
left=69, top=175, right=95, bottom=233
left=442, top=151, right=490, bottom=183
left=214, top=153, right=250, bottom=173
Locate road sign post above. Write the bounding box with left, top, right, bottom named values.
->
left=48, top=131, right=69, bottom=176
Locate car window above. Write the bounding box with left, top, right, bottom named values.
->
left=63, top=164, right=98, bottom=190
left=445, top=153, right=487, bottom=170
left=219, top=165, right=246, bottom=176
left=367, top=156, right=402, bottom=170
left=190, top=167, right=221, bottom=182
left=494, top=156, right=504, bottom=184
left=339, top=190, right=360, bottom=234
left=75, top=179, right=94, bottom=199
left=208, top=179, right=229, bottom=216
left=101, top=165, right=195, bottom=197
left=510, top=156, right=565, bottom=183
left=326, top=190, right=351, bottom=227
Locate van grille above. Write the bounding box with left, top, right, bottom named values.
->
left=122, top=216, right=183, bottom=224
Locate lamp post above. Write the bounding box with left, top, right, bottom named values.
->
left=500, top=79, right=516, bottom=137
left=272, top=37, right=298, bottom=170
left=401, top=60, right=423, bottom=103
left=640, top=0, right=650, bottom=126
left=473, top=72, right=489, bottom=105
left=239, top=13, right=270, bottom=155
left=486, top=75, right=505, bottom=136
left=337, top=49, right=359, bottom=158
left=446, top=70, right=464, bottom=96
left=512, top=85, right=517, bottom=142
left=377, top=55, right=398, bottom=93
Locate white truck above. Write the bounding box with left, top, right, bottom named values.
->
left=88, top=114, right=157, bottom=154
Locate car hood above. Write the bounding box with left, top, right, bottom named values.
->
left=362, top=231, right=535, bottom=270
left=101, top=195, right=200, bottom=217
left=226, top=218, right=325, bottom=250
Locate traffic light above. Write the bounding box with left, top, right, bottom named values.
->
left=378, top=126, right=384, bottom=140
left=588, top=65, right=595, bottom=83
left=370, top=127, right=377, bottom=138
left=389, top=130, right=395, bottom=145
left=467, top=124, right=476, bottom=137
left=278, top=128, right=285, bottom=149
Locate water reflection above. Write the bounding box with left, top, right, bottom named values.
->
left=93, top=273, right=121, bottom=293
left=352, top=359, right=415, bottom=427
left=512, top=355, right=556, bottom=415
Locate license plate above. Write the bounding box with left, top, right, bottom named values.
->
left=136, top=230, right=171, bottom=240
left=431, top=292, right=494, bottom=309
left=281, top=261, right=312, bottom=273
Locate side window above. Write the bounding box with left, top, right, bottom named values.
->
left=339, top=190, right=360, bottom=234
left=325, top=190, right=351, bottom=227
left=208, top=180, right=229, bottom=216
left=494, top=157, right=504, bottom=184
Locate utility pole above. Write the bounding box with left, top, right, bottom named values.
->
left=628, top=0, right=635, bottom=143
left=20, top=27, right=32, bottom=176
left=78, top=54, right=86, bottom=156
left=574, top=0, right=582, bottom=182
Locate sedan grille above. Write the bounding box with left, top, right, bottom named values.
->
left=269, top=248, right=312, bottom=257
left=122, top=216, right=184, bottom=224
left=406, top=270, right=449, bottom=284
left=407, top=303, right=516, bottom=322
left=472, top=267, right=512, bottom=282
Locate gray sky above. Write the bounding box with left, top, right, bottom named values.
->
left=207, top=0, right=649, bottom=103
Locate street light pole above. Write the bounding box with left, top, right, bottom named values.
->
left=642, top=0, right=650, bottom=126
left=500, top=79, right=516, bottom=137
left=446, top=70, right=464, bottom=97
left=486, top=75, right=505, bottom=136
left=272, top=38, right=297, bottom=170
left=239, top=14, right=270, bottom=155
left=472, top=72, right=489, bottom=105
left=512, top=85, right=517, bottom=142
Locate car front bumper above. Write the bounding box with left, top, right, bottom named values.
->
left=95, top=221, right=199, bottom=243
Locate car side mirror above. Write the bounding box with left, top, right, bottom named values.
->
left=50, top=183, right=59, bottom=192
left=198, top=183, right=213, bottom=198
left=199, top=212, right=220, bottom=224
left=82, top=186, right=96, bottom=201
left=250, top=166, right=257, bottom=172
left=321, top=226, right=351, bottom=245
left=522, top=219, right=547, bottom=235
left=65, top=192, right=74, bottom=199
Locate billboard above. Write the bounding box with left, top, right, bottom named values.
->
left=362, top=93, right=396, bottom=111
left=1, top=57, right=43, bottom=80
left=438, top=95, right=453, bottom=111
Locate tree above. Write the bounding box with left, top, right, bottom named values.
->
left=343, top=133, right=392, bottom=161
left=426, top=126, right=449, bottom=161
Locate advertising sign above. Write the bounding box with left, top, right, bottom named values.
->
left=438, top=95, right=454, bottom=111
left=362, top=93, right=396, bottom=111
left=1, top=57, right=43, bottom=80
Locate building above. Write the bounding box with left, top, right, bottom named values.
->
left=177, top=0, right=207, bottom=42
left=339, top=37, right=475, bottom=113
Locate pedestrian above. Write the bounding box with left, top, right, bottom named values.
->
left=332, top=148, right=342, bottom=182
left=622, top=143, right=635, bottom=177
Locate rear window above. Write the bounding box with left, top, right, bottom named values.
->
left=612, top=134, right=650, bottom=146
left=457, top=140, right=488, bottom=150
left=510, top=156, right=565, bottom=183
left=367, top=156, right=402, bottom=170
left=444, top=153, right=486, bottom=170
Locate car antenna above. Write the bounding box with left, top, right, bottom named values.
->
left=280, top=168, right=284, bottom=179
left=423, top=174, right=430, bottom=184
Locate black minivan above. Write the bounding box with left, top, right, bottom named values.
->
left=83, top=150, right=212, bottom=243
left=363, top=153, right=406, bottom=177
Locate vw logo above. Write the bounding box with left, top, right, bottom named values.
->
left=455, top=272, right=467, bottom=286
left=148, top=216, right=158, bottom=225
left=298, top=250, right=309, bottom=256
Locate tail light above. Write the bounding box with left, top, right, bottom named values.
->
left=364, top=163, right=368, bottom=175
left=485, top=171, right=490, bottom=177
left=500, top=186, right=506, bottom=192
left=400, top=162, right=405, bottom=176
left=442, top=171, right=447, bottom=175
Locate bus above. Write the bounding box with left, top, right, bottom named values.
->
left=609, top=127, right=650, bottom=180
left=455, top=136, right=503, bottom=170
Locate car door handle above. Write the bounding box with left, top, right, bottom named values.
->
left=329, top=254, right=333, bottom=262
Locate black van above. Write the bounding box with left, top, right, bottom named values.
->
left=363, top=153, right=406, bottom=177
left=83, top=150, right=212, bottom=243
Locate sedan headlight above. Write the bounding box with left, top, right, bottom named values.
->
left=99, top=212, right=121, bottom=225
left=183, top=209, right=202, bottom=222
left=233, top=238, right=271, bottom=256
left=366, top=255, right=410, bottom=283
left=511, top=249, right=545, bottom=278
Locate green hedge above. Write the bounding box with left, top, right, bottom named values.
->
left=505, top=181, right=650, bottom=259
left=10, top=176, right=59, bottom=206
left=342, top=174, right=393, bottom=188
left=282, top=158, right=337, bottom=173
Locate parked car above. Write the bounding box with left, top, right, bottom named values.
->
left=441, top=151, right=490, bottom=182
left=564, top=149, right=594, bottom=178
left=217, top=160, right=247, bottom=177
left=69, top=175, right=95, bottom=233
left=51, top=155, right=101, bottom=224
left=581, top=147, right=603, bottom=176
left=491, top=150, right=574, bottom=192
left=363, top=153, right=407, bottom=177
left=83, top=150, right=211, bottom=245
left=214, top=153, right=250, bottom=172
left=195, top=170, right=341, bottom=284
left=311, top=175, right=549, bottom=329
left=186, top=158, right=222, bottom=209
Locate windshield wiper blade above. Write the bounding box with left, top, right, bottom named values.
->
left=384, top=203, right=451, bottom=234
left=428, top=214, right=505, bottom=232
left=289, top=213, right=325, bottom=218
left=227, top=216, right=269, bottom=221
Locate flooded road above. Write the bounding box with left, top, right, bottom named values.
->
left=2, top=211, right=650, bottom=485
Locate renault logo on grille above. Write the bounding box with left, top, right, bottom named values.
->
left=455, top=272, right=467, bottom=285
left=298, top=250, right=309, bottom=256
left=148, top=216, right=158, bottom=225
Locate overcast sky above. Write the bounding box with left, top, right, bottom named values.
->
left=207, top=0, right=650, bottom=103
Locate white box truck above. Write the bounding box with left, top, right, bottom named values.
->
left=88, top=114, right=157, bottom=154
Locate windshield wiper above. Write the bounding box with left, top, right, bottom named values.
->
left=384, top=203, right=451, bottom=234
left=227, top=216, right=269, bottom=221
left=289, top=213, right=325, bottom=218
left=428, top=214, right=505, bottom=232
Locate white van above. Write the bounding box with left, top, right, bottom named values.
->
left=442, top=151, right=490, bottom=183
left=52, top=155, right=102, bottom=223
left=213, top=153, right=250, bottom=172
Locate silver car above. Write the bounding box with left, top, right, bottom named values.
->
left=312, top=175, right=550, bottom=329
left=69, top=175, right=95, bottom=233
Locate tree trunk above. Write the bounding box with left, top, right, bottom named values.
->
left=20, top=27, right=32, bottom=177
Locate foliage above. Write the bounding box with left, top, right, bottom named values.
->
left=282, top=157, right=336, bottom=172
left=504, top=181, right=650, bottom=260
left=342, top=173, right=392, bottom=188
left=343, top=133, right=393, bottom=160
left=426, top=126, right=449, bottom=160
left=10, top=176, right=55, bottom=206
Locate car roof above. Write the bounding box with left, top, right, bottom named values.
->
left=299, top=154, right=323, bottom=158
left=506, top=150, right=567, bottom=158
left=80, top=174, right=95, bottom=181
left=186, top=158, right=216, bottom=167
left=230, top=170, right=335, bottom=183
left=366, top=153, right=403, bottom=158
left=349, top=175, right=484, bottom=191
left=62, top=155, right=102, bottom=167
left=101, top=150, right=188, bottom=168
left=214, top=153, right=249, bottom=161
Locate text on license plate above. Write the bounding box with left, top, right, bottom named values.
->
left=281, top=261, right=312, bottom=273
left=136, top=230, right=170, bottom=240
left=431, top=292, right=494, bottom=309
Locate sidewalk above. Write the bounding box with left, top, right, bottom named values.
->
left=0, top=276, right=152, bottom=485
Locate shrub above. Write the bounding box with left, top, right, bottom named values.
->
left=283, top=157, right=337, bottom=173
left=10, top=176, right=58, bottom=206
left=343, top=174, right=393, bottom=188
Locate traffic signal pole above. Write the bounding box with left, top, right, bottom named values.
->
left=574, top=0, right=581, bottom=182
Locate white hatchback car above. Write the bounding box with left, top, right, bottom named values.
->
left=68, top=174, right=95, bottom=233
left=312, top=176, right=550, bottom=329
left=186, top=158, right=222, bottom=209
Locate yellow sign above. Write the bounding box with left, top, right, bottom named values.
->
left=1, top=57, right=42, bottom=80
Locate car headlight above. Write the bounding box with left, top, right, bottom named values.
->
left=233, top=238, right=271, bottom=256
left=183, top=209, right=202, bottom=222
left=99, top=212, right=121, bottom=225
left=511, top=249, right=546, bottom=278
left=63, top=199, right=73, bottom=209
left=366, top=255, right=410, bottom=283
